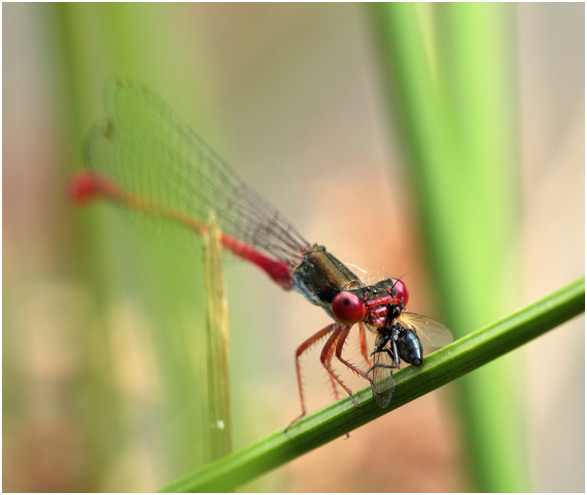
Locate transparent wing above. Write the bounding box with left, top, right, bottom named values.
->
left=84, top=79, right=309, bottom=265
left=397, top=312, right=453, bottom=349
left=370, top=333, right=396, bottom=409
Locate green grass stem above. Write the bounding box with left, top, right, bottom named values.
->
left=368, top=4, right=522, bottom=489
left=160, top=277, right=584, bottom=492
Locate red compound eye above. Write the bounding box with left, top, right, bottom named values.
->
left=391, top=278, right=409, bottom=306
left=332, top=291, right=366, bottom=325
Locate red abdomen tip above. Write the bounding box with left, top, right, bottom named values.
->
left=69, top=172, right=101, bottom=204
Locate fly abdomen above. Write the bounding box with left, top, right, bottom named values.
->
left=397, top=328, right=423, bottom=366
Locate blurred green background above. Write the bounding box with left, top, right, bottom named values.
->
left=3, top=3, right=584, bottom=492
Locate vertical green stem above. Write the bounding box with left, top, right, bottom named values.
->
left=370, top=3, right=524, bottom=491
left=204, top=214, right=233, bottom=461
left=56, top=3, right=217, bottom=485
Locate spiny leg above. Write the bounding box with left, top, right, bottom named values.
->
left=358, top=322, right=373, bottom=368
left=286, top=323, right=337, bottom=431
left=320, top=329, right=342, bottom=402
left=319, top=325, right=361, bottom=408
left=335, top=325, right=371, bottom=385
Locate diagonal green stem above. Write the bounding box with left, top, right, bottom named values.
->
left=160, top=277, right=584, bottom=493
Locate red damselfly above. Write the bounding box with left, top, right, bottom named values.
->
left=70, top=79, right=453, bottom=429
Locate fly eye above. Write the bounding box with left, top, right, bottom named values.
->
left=391, top=279, right=409, bottom=306
left=332, top=291, right=366, bottom=325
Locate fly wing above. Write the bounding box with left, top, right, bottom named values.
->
left=397, top=312, right=453, bottom=349
left=370, top=333, right=396, bottom=409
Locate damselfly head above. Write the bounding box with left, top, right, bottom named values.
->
left=331, top=277, right=409, bottom=328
